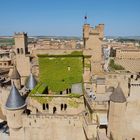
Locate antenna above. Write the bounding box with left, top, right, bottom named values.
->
left=84, top=13, right=88, bottom=24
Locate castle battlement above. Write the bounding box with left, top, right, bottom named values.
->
left=14, top=32, right=27, bottom=36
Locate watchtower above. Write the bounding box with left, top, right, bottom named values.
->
left=14, top=32, right=30, bottom=85
left=83, top=23, right=104, bottom=75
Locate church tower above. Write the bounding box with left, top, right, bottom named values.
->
left=107, top=85, right=126, bottom=140
left=5, top=83, right=26, bottom=140
left=14, top=32, right=30, bottom=85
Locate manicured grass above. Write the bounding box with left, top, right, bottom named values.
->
left=30, top=82, right=48, bottom=95
left=39, top=56, right=83, bottom=92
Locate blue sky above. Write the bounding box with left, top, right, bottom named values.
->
left=0, top=0, right=140, bottom=36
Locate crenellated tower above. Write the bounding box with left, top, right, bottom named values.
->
left=14, top=32, right=30, bottom=85
left=83, top=23, right=104, bottom=75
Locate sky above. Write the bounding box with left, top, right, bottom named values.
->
left=0, top=0, right=140, bottom=36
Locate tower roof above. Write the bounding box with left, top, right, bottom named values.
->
left=110, top=85, right=126, bottom=103
left=10, top=66, right=20, bottom=79
left=25, top=73, right=37, bottom=90
left=5, top=83, right=26, bottom=110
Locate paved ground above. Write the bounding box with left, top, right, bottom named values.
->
left=0, top=120, right=9, bottom=140
left=0, top=132, right=9, bottom=140
left=97, top=129, right=109, bottom=140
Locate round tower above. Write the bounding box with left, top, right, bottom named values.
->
left=107, top=85, right=126, bottom=140
left=25, top=73, right=37, bottom=91
left=10, top=65, right=21, bottom=89
left=5, top=83, right=26, bottom=129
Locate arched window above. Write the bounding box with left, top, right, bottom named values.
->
left=69, top=88, right=71, bottom=93
left=61, top=104, right=63, bottom=111
left=42, top=103, right=45, bottom=110
left=53, top=106, right=57, bottom=114
left=64, top=104, right=67, bottom=111
left=46, top=103, right=49, bottom=110
left=66, top=89, right=69, bottom=94
left=17, top=48, right=20, bottom=54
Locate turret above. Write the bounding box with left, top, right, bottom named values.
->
left=107, top=85, right=126, bottom=140
left=10, top=65, right=21, bottom=89
left=83, top=24, right=90, bottom=48
left=96, top=24, right=104, bottom=39
left=25, top=73, right=37, bottom=90
left=5, top=83, right=26, bottom=129
left=83, top=24, right=90, bottom=39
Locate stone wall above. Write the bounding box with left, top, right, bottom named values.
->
left=21, top=114, right=86, bottom=140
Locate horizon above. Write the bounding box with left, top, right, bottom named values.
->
left=0, top=0, right=140, bottom=36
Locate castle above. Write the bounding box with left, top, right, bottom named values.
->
left=0, top=23, right=140, bottom=140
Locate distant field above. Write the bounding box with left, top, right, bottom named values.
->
left=39, top=56, right=83, bottom=92
left=0, top=38, right=14, bottom=46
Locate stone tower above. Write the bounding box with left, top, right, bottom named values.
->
left=83, top=24, right=104, bottom=75
left=14, top=32, right=30, bottom=85
left=10, top=65, right=21, bottom=89
left=107, top=85, right=126, bottom=140
left=5, top=83, right=26, bottom=140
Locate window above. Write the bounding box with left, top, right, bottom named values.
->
left=69, top=88, right=71, bottom=93
left=46, top=104, right=49, bottom=110
left=53, top=107, right=57, bottom=114
left=21, top=48, right=24, bottom=54
left=64, top=104, right=67, bottom=111
left=17, top=48, right=20, bottom=54
left=61, top=104, right=63, bottom=111
left=42, top=104, right=45, bottom=110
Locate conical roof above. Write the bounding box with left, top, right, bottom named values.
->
left=110, top=85, right=126, bottom=103
left=25, top=73, right=37, bottom=90
left=10, top=66, right=20, bottom=79
left=5, top=83, right=26, bottom=110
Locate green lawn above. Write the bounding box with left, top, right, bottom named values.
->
left=39, top=56, right=83, bottom=92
